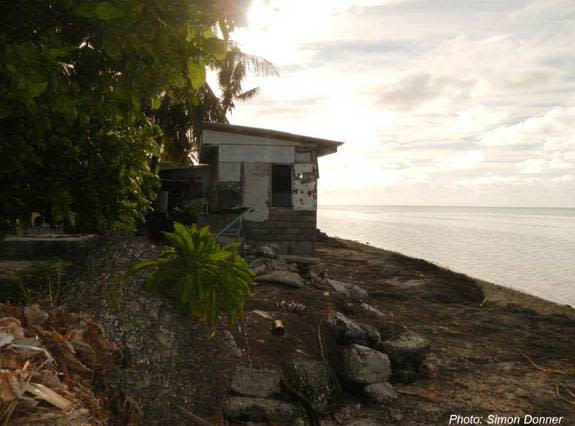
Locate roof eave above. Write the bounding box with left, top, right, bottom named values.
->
left=201, top=122, right=345, bottom=152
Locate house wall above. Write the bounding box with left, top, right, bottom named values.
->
left=219, top=144, right=294, bottom=163
left=293, top=149, right=318, bottom=211
left=242, top=163, right=270, bottom=222
left=203, top=130, right=319, bottom=254
left=218, top=161, right=241, bottom=182
left=243, top=208, right=317, bottom=255
left=242, top=148, right=318, bottom=254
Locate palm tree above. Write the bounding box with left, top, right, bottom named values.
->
left=216, top=45, right=279, bottom=115
left=153, top=46, right=279, bottom=164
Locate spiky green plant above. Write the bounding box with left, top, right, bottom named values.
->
left=132, top=223, right=252, bottom=326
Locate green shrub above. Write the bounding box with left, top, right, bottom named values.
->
left=171, top=200, right=201, bottom=225
left=132, top=223, right=253, bottom=326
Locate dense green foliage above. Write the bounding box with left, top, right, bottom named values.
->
left=171, top=200, right=201, bottom=225
left=0, top=0, right=249, bottom=234
left=132, top=223, right=253, bottom=325
left=153, top=46, right=278, bottom=164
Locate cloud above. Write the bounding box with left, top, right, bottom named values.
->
left=436, top=151, right=484, bottom=170
left=519, top=159, right=546, bottom=174
left=479, top=107, right=575, bottom=148
left=509, top=0, right=575, bottom=23
left=229, top=0, right=575, bottom=207
left=377, top=73, right=475, bottom=111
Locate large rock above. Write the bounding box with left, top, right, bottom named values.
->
left=360, top=303, right=390, bottom=319
left=250, top=257, right=298, bottom=276
left=256, top=270, right=305, bottom=288
left=257, top=245, right=277, bottom=259
left=221, top=330, right=242, bottom=358
left=224, top=396, right=302, bottom=424
left=380, top=332, right=430, bottom=370
left=327, top=312, right=381, bottom=347
left=267, top=258, right=299, bottom=273
left=343, top=344, right=391, bottom=386
left=230, top=367, right=281, bottom=398
left=327, top=279, right=369, bottom=303
left=360, top=324, right=381, bottom=347
left=363, top=382, right=398, bottom=404
left=328, top=312, right=365, bottom=344
left=283, top=358, right=338, bottom=412
left=249, top=257, right=269, bottom=276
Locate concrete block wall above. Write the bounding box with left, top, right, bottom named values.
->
left=243, top=208, right=316, bottom=255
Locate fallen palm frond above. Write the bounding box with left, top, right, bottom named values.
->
left=24, top=383, right=72, bottom=410
left=0, top=303, right=128, bottom=425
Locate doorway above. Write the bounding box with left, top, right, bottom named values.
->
left=271, top=164, right=292, bottom=207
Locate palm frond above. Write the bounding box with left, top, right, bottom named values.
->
left=235, top=87, right=260, bottom=101
left=150, top=45, right=277, bottom=162
left=227, top=42, right=280, bottom=77
left=238, top=52, right=279, bottom=77
left=201, top=84, right=229, bottom=124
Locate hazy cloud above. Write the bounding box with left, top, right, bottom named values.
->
left=377, top=73, right=475, bottom=111
left=229, top=0, right=575, bottom=207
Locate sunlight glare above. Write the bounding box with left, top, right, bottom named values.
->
left=233, top=0, right=342, bottom=64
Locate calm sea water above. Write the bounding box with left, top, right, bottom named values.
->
left=318, top=206, right=575, bottom=307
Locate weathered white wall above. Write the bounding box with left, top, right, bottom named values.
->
left=203, top=129, right=323, bottom=217
left=218, top=162, right=241, bottom=182
left=219, top=144, right=294, bottom=164
left=293, top=163, right=318, bottom=211
left=295, top=151, right=312, bottom=163
left=242, top=163, right=270, bottom=222
left=204, top=129, right=302, bottom=147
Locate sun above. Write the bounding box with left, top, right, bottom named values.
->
left=232, top=0, right=338, bottom=64
left=246, top=0, right=275, bottom=31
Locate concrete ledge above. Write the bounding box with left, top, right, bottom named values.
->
left=0, top=235, right=99, bottom=260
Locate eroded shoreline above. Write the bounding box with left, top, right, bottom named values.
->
left=325, top=236, right=575, bottom=320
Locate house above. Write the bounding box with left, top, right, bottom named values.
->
left=158, top=123, right=343, bottom=254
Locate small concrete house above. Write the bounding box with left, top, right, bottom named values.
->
left=199, top=123, right=343, bottom=254
left=157, top=123, right=343, bottom=254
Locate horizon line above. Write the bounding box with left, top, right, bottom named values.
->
left=317, top=204, right=575, bottom=209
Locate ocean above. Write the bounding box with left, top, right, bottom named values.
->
left=317, top=205, right=575, bottom=307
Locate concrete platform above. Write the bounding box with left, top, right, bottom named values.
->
left=0, top=234, right=98, bottom=260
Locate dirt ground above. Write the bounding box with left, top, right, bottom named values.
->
left=229, top=236, right=575, bottom=425
left=6, top=234, right=573, bottom=425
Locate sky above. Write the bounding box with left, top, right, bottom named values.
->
left=222, top=0, right=575, bottom=207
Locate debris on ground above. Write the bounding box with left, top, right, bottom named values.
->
left=0, top=303, right=122, bottom=425
left=4, top=234, right=573, bottom=425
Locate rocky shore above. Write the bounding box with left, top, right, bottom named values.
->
left=1, top=234, right=574, bottom=425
